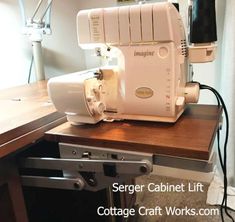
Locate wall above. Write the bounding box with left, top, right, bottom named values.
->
left=0, top=0, right=87, bottom=89
left=0, top=0, right=30, bottom=89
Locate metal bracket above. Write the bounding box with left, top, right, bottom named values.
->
left=19, top=143, right=153, bottom=191
left=153, top=152, right=216, bottom=173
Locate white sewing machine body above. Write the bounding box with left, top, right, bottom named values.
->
left=48, top=2, right=215, bottom=124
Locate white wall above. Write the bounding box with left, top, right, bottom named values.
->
left=0, top=0, right=87, bottom=89
left=0, top=0, right=30, bottom=89
left=42, top=0, right=87, bottom=78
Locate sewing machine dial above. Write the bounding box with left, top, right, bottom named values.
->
left=85, top=79, right=106, bottom=116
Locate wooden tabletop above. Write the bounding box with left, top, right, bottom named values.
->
left=45, top=105, right=222, bottom=160
left=0, top=81, right=65, bottom=158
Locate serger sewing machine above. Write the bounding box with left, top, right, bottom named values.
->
left=48, top=1, right=217, bottom=125
left=20, top=1, right=219, bottom=200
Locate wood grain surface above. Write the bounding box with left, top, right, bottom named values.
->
left=45, top=104, right=222, bottom=160
left=0, top=159, right=28, bottom=222
left=0, top=81, right=65, bottom=158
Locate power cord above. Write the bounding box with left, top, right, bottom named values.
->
left=199, top=84, right=234, bottom=222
